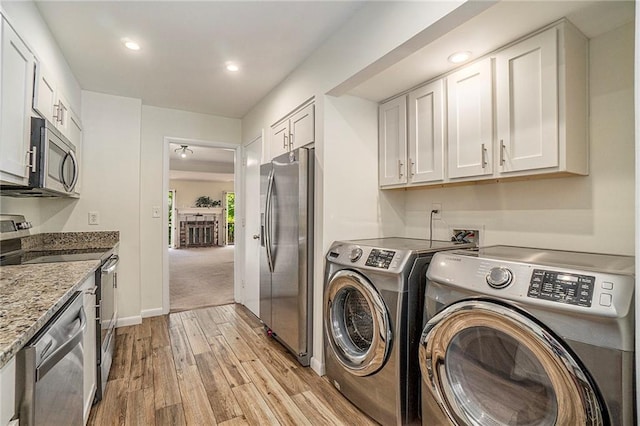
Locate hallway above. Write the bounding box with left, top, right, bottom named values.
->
left=169, top=246, right=234, bottom=312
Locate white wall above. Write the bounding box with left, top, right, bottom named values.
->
left=242, top=1, right=478, bottom=373
left=402, top=22, right=635, bottom=256
left=170, top=180, right=234, bottom=209
left=139, top=105, right=241, bottom=316
left=31, top=91, right=143, bottom=324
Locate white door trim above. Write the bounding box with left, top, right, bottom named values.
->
left=162, top=136, right=242, bottom=314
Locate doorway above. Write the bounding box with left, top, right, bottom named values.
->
left=166, top=141, right=238, bottom=313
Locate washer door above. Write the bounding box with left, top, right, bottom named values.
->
left=324, top=270, right=392, bottom=376
left=419, top=300, right=604, bottom=426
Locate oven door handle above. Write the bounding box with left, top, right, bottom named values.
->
left=36, top=307, right=86, bottom=381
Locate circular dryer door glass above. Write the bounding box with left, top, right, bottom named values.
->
left=325, top=270, right=392, bottom=376
left=334, top=288, right=374, bottom=352
left=419, top=300, right=604, bottom=426
left=445, top=326, right=557, bottom=425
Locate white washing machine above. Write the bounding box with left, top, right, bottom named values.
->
left=324, top=238, right=474, bottom=425
left=419, top=246, right=635, bottom=425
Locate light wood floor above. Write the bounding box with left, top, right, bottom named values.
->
left=88, top=303, right=377, bottom=426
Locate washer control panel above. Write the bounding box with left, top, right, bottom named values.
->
left=365, top=249, right=395, bottom=269
left=527, top=269, right=596, bottom=307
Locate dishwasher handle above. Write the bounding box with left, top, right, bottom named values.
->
left=36, top=307, right=86, bottom=381
left=101, top=255, right=120, bottom=274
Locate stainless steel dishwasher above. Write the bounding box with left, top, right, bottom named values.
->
left=16, top=291, right=86, bottom=425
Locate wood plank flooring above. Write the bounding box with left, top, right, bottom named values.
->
left=88, top=303, right=377, bottom=426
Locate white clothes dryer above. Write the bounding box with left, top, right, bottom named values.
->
left=419, top=246, right=635, bottom=426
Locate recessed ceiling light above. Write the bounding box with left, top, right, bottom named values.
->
left=124, top=41, right=141, bottom=51
left=448, top=51, right=471, bottom=64
left=226, top=64, right=240, bottom=72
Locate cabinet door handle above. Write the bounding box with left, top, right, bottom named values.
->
left=398, top=159, right=404, bottom=178
left=283, top=134, right=288, bottom=150
left=500, top=140, right=506, bottom=166
left=53, top=102, right=61, bottom=122
left=289, top=133, right=293, bottom=150
left=481, top=143, right=487, bottom=169
left=27, top=146, right=37, bottom=173
left=409, top=159, right=415, bottom=177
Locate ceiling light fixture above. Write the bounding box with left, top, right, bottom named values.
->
left=448, top=51, right=472, bottom=64
left=226, top=63, right=240, bottom=72
left=124, top=41, right=141, bottom=51
left=175, top=145, right=193, bottom=158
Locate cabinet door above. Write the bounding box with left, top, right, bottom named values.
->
left=290, top=103, right=314, bottom=150
left=55, top=92, right=71, bottom=139
left=270, top=120, right=290, bottom=159
left=68, top=110, right=82, bottom=195
left=408, top=80, right=444, bottom=183
left=379, top=96, right=407, bottom=186
left=33, top=62, right=57, bottom=123
left=81, top=275, right=97, bottom=423
left=0, top=18, right=34, bottom=183
left=496, top=27, right=558, bottom=173
left=447, top=58, right=493, bottom=179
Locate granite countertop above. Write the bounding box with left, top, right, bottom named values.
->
left=0, top=231, right=119, bottom=369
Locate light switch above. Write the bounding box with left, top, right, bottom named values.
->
left=152, top=206, right=161, bottom=218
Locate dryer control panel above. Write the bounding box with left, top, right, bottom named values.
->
left=365, top=249, right=395, bottom=269
left=527, top=269, right=596, bottom=307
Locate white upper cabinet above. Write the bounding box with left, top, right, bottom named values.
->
left=496, top=27, right=558, bottom=173
left=290, top=103, right=314, bottom=150
left=378, top=20, right=587, bottom=190
left=270, top=120, right=290, bottom=159
left=379, top=96, right=407, bottom=186
left=497, top=22, right=587, bottom=177
left=446, top=58, right=493, bottom=179
left=0, top=17, right=35, bottom=185
left=270, top=102, right=315, bottom=160
left=408, top=79, right=445, bottom=184
left=33, top=62, right=74, bottom=141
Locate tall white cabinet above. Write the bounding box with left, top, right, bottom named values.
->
left=0, top=17, right=35, bottom=185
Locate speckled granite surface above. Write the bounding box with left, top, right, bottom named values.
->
left=0, top=260, right=100, bottom=369
left=22, top=231, right=119, bottom=250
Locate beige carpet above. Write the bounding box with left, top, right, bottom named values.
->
left=169, top=246, right=234, bottom=312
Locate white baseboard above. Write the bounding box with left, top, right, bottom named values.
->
left=310, top=356, right=325, bottom=376
left=141, top=308, right=164, bottom=318
left=117, top=315, right=142, bottom=327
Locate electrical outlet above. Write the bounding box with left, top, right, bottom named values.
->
left=88, top=211, right=100, bottom=225
left=431, top=203, right=442, bottom=219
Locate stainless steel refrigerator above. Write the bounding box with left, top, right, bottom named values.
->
left=260, top=147, right=313, bottom=366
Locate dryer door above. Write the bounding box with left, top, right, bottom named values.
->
left=419, top=300, right=604, bottom=426
left=324, top=270, right=392, bottom=376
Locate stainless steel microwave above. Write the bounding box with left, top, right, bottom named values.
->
left=0, top=118, right=79, bottom=197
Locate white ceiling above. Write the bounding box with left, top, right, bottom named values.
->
left=169, top=143, right=235, bottom=182
left=348, top=1, right=635, bottom=102
left=35, top=0, right=363, bottom=118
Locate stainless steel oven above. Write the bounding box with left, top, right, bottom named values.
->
left=95, top=253, right=119, bottom=401
left=16, top=292, right=86, bottom=426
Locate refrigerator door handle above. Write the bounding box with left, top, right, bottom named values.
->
left=265, top=168, right=275, bottom=272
